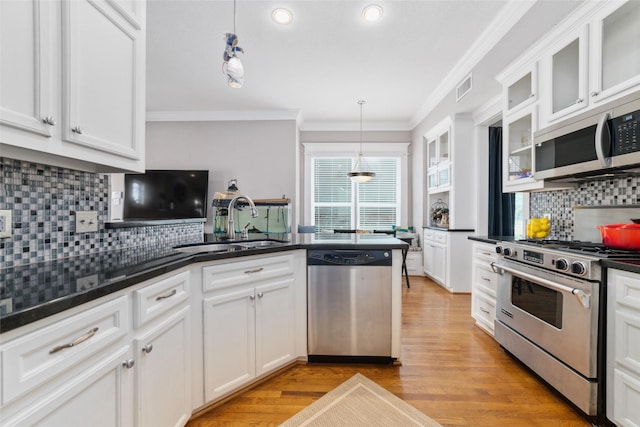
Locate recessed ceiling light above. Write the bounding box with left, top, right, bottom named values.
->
left=272, top=8, right=293, bottom=25
left=362, top=5, right=383, bottom=22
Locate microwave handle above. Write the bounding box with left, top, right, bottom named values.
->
left=490, top=262, right=591, bottom=309
left=595, top=112, right=612, bottom=168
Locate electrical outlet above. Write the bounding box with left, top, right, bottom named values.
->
left=75, top=211, right=98, bottom=233
left=0, top=210, right=12, bottom=238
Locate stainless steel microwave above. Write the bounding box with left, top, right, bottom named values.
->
left=534, top=94, right=640, bottom=181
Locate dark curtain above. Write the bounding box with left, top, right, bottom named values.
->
left=488, top=127, right=515, bottom=237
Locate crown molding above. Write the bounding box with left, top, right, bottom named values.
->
left=146, top=109, right=301, bottom=122
left=409, top=0, right=537, bottom=129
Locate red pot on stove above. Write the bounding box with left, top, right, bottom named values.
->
left=597, top=224, right=640, bottom=250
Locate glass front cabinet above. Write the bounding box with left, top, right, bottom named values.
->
left=425, top=126, right=451, bottom=193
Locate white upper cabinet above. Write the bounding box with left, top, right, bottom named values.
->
left=589, top=0, right=640, bottom=105
left=425, top=121, right=451, bottom=193
left=0, top=0, right=54, bottom=139
left=0, top=0, right=145, bottom=173
left=503, top=64, right=537, bottom=115
left=542, top=26, right=589, bottom=122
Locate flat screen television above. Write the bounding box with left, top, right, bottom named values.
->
left=123, top=170, right=209, bottom=220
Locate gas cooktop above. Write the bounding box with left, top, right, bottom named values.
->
left=517, top=239, right=640, bottom=259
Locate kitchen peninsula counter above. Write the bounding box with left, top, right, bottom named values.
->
left=1, top=233, right=407, bottom=332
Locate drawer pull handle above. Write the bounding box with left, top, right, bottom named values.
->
left=156, top=289, right=177, bottom=301
left=49, top=327, right=99, bottom=354
left=244, top=268, right=263, bottom=274
left=481, top=276, right=491, bottom=282
left=480, top=307, right=490, bottom=314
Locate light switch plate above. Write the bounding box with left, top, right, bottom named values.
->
left=0, top=210, right=11, bottom=238
left=76, top=211, right=98, bottom=233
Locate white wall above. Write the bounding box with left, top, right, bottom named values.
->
left=144, top=120, right=297, bottom=233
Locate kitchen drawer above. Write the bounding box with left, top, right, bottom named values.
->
left=472, top=291, right=496, bottom=332
left=474, top=262, right=498, bottom=296
left=1, top=296, right=129, bottom=405
left=433, top=231, right=447, bottom=244
left=424, top=229, right=435, bottom=240
left=202, top=253, right=295, bottom=293
left=133, top=270, right=190, bottom=328
left=473, top=243, right=498, bottom=261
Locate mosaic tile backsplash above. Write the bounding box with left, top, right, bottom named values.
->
left=0, top=158, right=204, bottom=267
left=530, top=176, right=640, bottom=240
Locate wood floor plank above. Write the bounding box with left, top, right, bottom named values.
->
left=187, top=277, right=591, bottom=426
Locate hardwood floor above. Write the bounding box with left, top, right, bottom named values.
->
left=187, top=276, right=591, bottom=426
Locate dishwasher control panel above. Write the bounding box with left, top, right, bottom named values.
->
left=307, top=249, right=392, bottom=266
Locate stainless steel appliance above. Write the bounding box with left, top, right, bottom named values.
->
left=492, top=240, right=640, bottom=423
left=534, top=94, right=640, bottom=181
left=307, top=249, right=393, bottom=364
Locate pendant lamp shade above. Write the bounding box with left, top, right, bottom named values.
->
left=348, top=100, right=375, bottom=183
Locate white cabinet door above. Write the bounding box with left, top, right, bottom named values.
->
left=203, top=287, right=256, bottom=401
left=590, top=0, right=640, bottom=105
left=255, top=278, right=295, bottom=376
left=2, top=346, right=134, bottom=427
left=134, top=306, right=191, bottom=427
left=432, top=243, right=446, bottom=285
left=423, top=241, right=435, bottom=277
left=61, top=0, right=144, bottom=168
left=0, top=0, right=54, bottom=139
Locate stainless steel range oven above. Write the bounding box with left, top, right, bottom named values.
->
left=491, top=240, right=618, bottom=423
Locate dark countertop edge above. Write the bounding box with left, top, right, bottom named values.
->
left=423, top=226, right=475, bottom=232
left=467, top=236, right=520, bottom=244
left=602, top=259, right=640, bottom=275
left=0, top=239, right=406, bottom=333
left=105, top=218, right=206, bottom=229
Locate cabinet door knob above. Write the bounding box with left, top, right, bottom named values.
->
left=591, top=91, right=599, bottom=97
left=142, top=344, right=153, bottom=354
left=71, top=126, right=84, bottom=134
left=257, top=292, right=264, bottom=298
left=249, top=294, right=256, bottom=301
left=42, top=116, right=56, bottom=126
left=122, top=359, right=135, bottom=369
left=575, top=98, right=584, bottom=104
left=529, top=93, right=535, bottom=98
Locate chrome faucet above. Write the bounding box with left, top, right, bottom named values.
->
left=227, top=195, right=258, bottom=239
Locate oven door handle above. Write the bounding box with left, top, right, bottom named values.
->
left=490, top=262, right=591, bottom=309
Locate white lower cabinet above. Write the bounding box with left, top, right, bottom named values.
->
left=202, top=254, right=296, bottom=402
left=0, top=269, right=191, bottom=427
left=134, top=306, right=191, bottom=427
left=423, top=228, right=474, bottom=292
left=607, top=268, right=640, bottom=427
left=3, top=345, right=134, bottom=427
left=470, top=242, right=499, bottom=336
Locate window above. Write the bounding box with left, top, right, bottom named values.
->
left=311, top=156, right=401, bottom=231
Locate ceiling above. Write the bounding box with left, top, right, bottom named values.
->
left=146, top=1, right=581, bottom=130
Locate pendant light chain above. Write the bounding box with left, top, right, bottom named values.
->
left=233, top=0, right=237, bottom=34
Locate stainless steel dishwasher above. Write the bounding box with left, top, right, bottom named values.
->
left=307, top=249, right=393, bottom=364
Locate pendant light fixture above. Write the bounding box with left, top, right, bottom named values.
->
left=223, top=0, right=244, bottom=88
left=348, top=100, right=376, bottom=183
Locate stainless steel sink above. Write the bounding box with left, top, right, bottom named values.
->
left=175, top=240, right=288, bottom=254
left=175, top=243, right=235, bottom=254
left=230, top=240, right=288, bottom=249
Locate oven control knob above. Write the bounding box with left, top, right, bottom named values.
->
left=571, top=262, right=587, bottom=276
left=555, top=258, right=569, bottom=271
left=495, top=246, right=502, bottom=254
left=503, top=248, right=511, bottom=256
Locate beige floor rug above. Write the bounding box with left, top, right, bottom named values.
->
left=279, top=373, right=442, bottom=427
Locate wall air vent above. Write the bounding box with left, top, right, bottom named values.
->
left=456, top=73, right=472, bottom=102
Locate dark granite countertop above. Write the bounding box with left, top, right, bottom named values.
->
left=1, top=233, right=407, bottom=333
left=602, top=259, right=640, bottom=275
left=467, top=236, right=518, bottom=244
